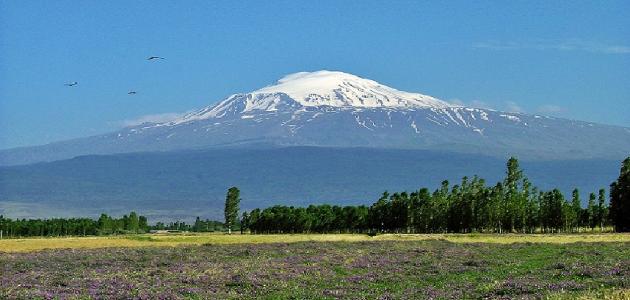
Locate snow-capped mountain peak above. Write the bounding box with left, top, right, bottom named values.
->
left=169, top=70, right=453, bottom=125
left=2, top=71, right=630, bottom=166
left=252, top=70, right=452, bottom=109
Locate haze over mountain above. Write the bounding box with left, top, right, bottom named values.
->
left=1, top=70, right=629, bottom=166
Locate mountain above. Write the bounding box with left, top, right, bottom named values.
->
left=0, top=147, right=620, bottom=221
left=1, top=71, right=627, bottom=220
left=1, top=70, right=629, bottom=166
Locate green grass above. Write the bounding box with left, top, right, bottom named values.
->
left=1, top=237, right=628, bottom=299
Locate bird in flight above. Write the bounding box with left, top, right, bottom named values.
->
left=147, top=56, right=165, bottom=60
left=64, top=82, right=78, bottom=87
left=128, top=91, right=137, bottom=95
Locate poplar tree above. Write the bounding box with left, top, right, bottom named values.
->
left=504, top=157, right=523, bottom=232
left=587, top=193, right=596, bottom=230
left=598, top=189, right=607, bottom=230
left=571, top=189, right=581, bottom=231
left=128, top=211, right=139, bottom=233
left=138, top=216, right=148, bottom=233
left=224, top=187, right=241, bottom=234
left=610, top=157, right=630, bottom=232
left=241, top=212, right=249, bottom=234
left=98, top=214, right=112, bottom=234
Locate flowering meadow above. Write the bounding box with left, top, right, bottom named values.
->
left=1, top=239, right=629, bottom=299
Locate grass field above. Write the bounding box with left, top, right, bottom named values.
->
left=2, top=232, right=630, bottom=253
left=1, top=234, right=629, bottom=299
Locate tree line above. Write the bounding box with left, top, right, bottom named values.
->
left=241, top=156, right=630, bottom=234
left=0, top=212, right=235, bottom=238
left=1, top=156, right=628, bottom=237
left=0, top=217, right=98, bottom=237
left=152, top=218, right=230, bottom=232
left=0, top=212, right=149, bottom=238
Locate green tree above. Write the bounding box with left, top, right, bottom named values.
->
left=97, top=214, right=112, bottom=235
left=598, top=188, right=607, bottom=230
left=241, top=212, right=249, bottom=234
left=610, top=157, right=630, bottom=232
left=128, top=211, right=139, bottom=233
left=248, top=209, right=261, bottom=234
left=524, top=187, right=540, bottom=233
left=369, top=191, right=390, bottom=233
left=541, top=189, right=564, bottom=232
left=433, top=181, right=450, bottom=233
left=570, top=189, right=581, bottom=232
left=587, top=192, right=597, bottom=230
left=138, top=216, right=148, bottom=233
left=224, top=187, right=241, bottom=234
left=413, top=188, right=433, bottom=233
left=503, top=157, right=524, bottom=232
left=489, top=182, right=504, bottom=233
left=192, top=217, right=202, bottom=232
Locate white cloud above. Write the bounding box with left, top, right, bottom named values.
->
left=505, top=101, right=524, bottom=113
left=470, top=100, right=493, bottom=110
left=448, top=98, right=465, bottom=106
left=448, top=98, right=494, bottom=109
left=451, top=98, right=569, bottom=116
left=119, top=112, right=186, bottom=127
left=450, top=98, right=529, bottom=114
left=537, top=104, right=566, bottom=114
left=473, top=39, right=630, bottom=54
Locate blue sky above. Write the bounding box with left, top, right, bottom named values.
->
left=1, top=1, right=629, bottom=149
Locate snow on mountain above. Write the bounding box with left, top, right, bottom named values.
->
left=168, top=70, right=453, bottom=126
left=1, top=70, right=629, bottom=166
left=252, top=71, right=452, bottom=108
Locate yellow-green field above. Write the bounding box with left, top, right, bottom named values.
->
left=1, top=232, right=630, bottom=252
left=2, top=233, right=629, bottom=299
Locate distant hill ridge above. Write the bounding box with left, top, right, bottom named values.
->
left=0, top=147, right=620, bottom=221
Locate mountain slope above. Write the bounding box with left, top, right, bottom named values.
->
left=0, top=147, right=620, bottom=221
left=1, top=70, right=629, bottom=165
